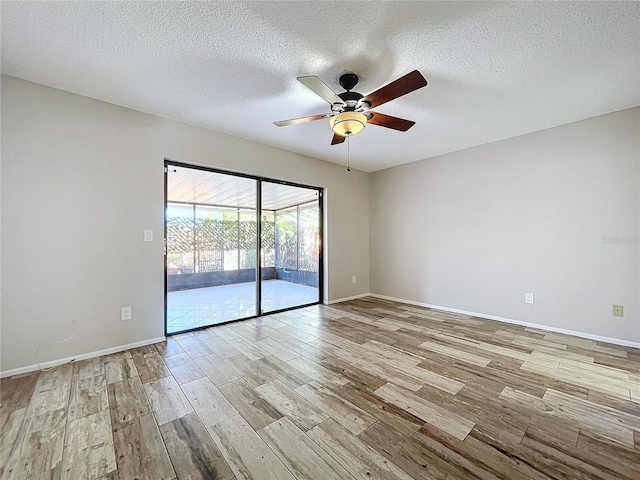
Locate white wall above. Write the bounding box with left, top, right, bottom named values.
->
left=1, top=76, right=370, bottom=373
left=370, top=108, right=639, bottom=343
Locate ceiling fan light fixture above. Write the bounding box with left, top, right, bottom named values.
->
left=330, top=112, right=367, bottom=137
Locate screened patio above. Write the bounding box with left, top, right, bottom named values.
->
left=166, top=165, right=321, bottom=333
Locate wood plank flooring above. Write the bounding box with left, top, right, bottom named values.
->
left=2, top=297, right=639, bottom=479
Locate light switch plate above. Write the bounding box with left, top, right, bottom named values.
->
left=525, top=293, right=535, bottom=304
left=121, top=307, right=132, bottom=321
left=143, top=230, right=153, bottom=242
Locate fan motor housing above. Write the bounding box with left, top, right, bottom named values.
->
left=338, top=91, right=364, bottom=103
left=337, top=73, right=365, bottom=111
left=338, top=92, right=364, bottom=109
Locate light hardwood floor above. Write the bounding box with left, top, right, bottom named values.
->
left=2, top=297, right=639, bottom=479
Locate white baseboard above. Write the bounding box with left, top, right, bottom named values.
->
left=325, top=293, right=370, bottom=305
left=4, top=292, right=637, bottom=378
left=0, top=336, right=166, bottom=378
left=366, top=293, right=640, bottom=349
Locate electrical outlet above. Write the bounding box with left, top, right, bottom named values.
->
left=525, top=293, right=535, bottom=304
left=143, top=230, right=153, bottom=242
left=352, top=275, right=357, bottom=284
left=613, top=305, right=623, bottom=317
left=121, top=307, right=132, bottom=321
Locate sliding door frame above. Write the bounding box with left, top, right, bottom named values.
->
left=164, top=159, right=324, bottom=336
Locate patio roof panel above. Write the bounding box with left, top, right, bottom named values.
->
left=168, top=166, right=318, bottom=210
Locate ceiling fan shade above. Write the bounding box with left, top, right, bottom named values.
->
left=330, top=112, right=367, bottom=137
left=364, top=70, right=427, bottom=108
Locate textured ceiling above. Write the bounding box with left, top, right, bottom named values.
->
left=2, top=1, right=639, bottom=172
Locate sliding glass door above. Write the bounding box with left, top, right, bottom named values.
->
left=165, top=161, right=322, bottom=335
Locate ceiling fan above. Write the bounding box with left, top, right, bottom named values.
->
left=274, top=70, right=427, bottom=145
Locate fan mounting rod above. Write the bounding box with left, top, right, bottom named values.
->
left=339, top=73, right=359, bottom=91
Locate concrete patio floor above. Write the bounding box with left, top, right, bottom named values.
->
left=166, top=279, right=319, bottom=333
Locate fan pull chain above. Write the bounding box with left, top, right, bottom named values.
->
left=347, top=135, right=351, bottom=172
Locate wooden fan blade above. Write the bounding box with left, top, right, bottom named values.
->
left=273, top=114, right=329, bottom=127
left=297, top=76, right=345, bottom=106
left=367, top=112, right=416, bottom=132
left=331, top=133, right=346, bottom=145
left=364, top=70, right=427, bottom=108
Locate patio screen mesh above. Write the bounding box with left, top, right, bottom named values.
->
left=166, top=204, right=320, bottom=274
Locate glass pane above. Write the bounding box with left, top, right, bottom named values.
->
left=261, top=182, right=320, bottom=313
left=166, top=167, right=257, bottom=334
